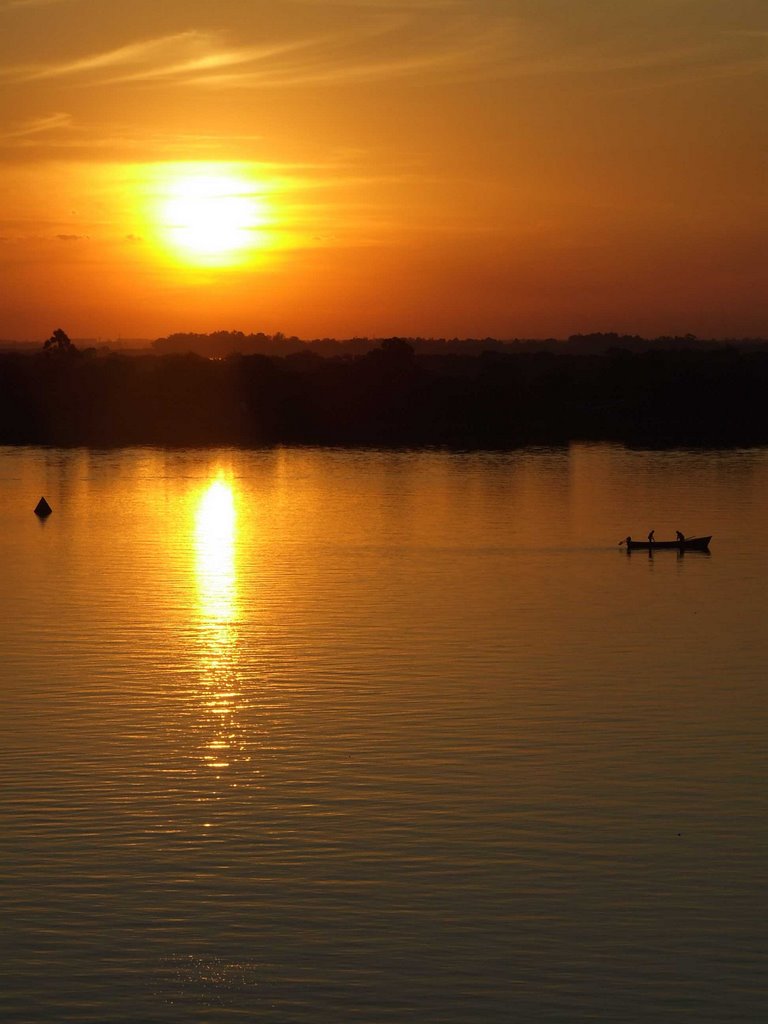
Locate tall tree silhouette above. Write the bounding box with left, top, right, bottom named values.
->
left=43, top=328, right=77, bottom=355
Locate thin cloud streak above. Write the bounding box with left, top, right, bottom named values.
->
left=3, top=17, right=764, bottom=93
left=2, top=22, right=487, bottom=85
left=8, top=31, right=223, bottom=80
left=0, top=112, right=72, bottom=141
left=0, top=18, right=550, bottom=89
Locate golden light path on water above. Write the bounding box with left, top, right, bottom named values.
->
left=193, top=475, right=245, bottom=777
left=195, top=477, right=237, bottom=621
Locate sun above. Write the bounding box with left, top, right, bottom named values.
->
left=153, top=164, right=273, bottom=267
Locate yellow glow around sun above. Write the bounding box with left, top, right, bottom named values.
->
left=149, top=163, right=274, bottom=267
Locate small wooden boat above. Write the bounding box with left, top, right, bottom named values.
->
left=623, top=536, right=711, bottom=551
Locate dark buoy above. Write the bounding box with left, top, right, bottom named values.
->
left=34, top=496, right=52, bottom=517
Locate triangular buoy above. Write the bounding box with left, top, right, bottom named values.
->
left=34, top=496, right=52, bottom=517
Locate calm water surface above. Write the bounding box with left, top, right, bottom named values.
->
left=1, top=444, right=765, bottom=1022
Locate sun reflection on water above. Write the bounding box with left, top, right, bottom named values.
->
left=193, top=476, right=247, bottom=778
left=195, top=477, right=237, bottom=622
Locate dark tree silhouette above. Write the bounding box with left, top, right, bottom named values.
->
left=1, top=336, right=767, bottom=447
left=43, top=328, right=78, bottom=355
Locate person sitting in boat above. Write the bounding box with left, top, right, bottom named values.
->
left=676, top=530, right=685, bottom=543
left=647, top=530, right=655, bottom=544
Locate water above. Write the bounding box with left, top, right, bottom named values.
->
left=1, top=444, right=765, bottom=1022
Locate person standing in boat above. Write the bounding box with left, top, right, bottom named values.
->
left=647, top=530, right=655, bottom=544
left=676, top=530, right=685, bottom=543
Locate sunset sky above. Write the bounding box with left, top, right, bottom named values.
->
left=0, top=0, right=765, bottom=341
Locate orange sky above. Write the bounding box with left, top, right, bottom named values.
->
left=0, top=0, right=765, bottom=341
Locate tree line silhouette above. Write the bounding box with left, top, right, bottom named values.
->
left=1, top=330, right=767, bottom=447
left=150, top=329, right=764, bottom=360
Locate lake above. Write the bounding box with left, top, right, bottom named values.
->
left=1, top=443, right=765, bottom=1022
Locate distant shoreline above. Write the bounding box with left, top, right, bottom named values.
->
left=3, top=331, right=768, bottom=359
left=2, top=341, right=768, bottom=449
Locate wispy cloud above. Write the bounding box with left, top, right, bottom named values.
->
left=180, top=30, right=767, bottom=91
left=3, top=30, right=319, bottom=84
left=0, top=19, right=523, bottom=88
left=0, top=111, right=72, bottom=141
left=2, top=13, right=764, bottom=92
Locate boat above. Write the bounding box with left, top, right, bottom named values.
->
left=622, top=536, right=711, bottom=551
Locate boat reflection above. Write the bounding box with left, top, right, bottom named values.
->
left=623, top=547, right=711, bottom=559
left=193, top=476, right=247, bottom=778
